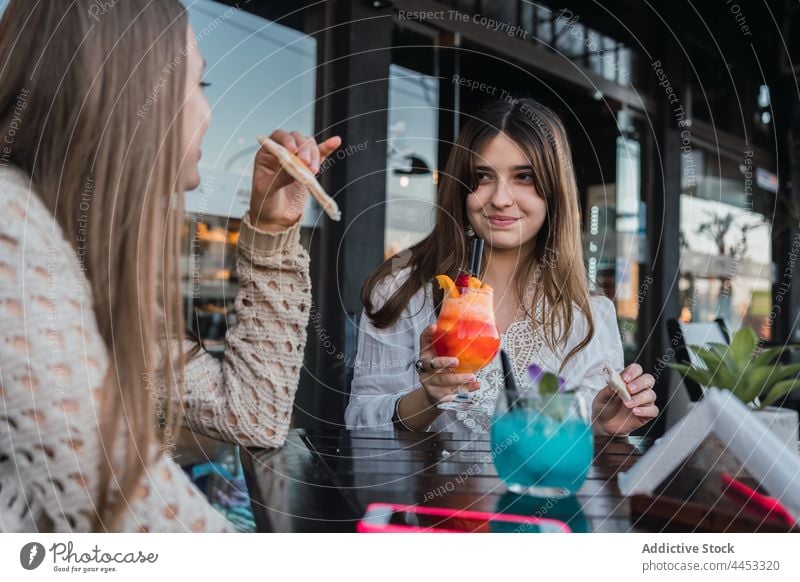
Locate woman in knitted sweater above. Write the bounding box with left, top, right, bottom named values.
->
left=0, top=0, right=339, bottom=532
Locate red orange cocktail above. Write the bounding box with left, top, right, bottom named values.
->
left=432, top=274, right=501, bottom=409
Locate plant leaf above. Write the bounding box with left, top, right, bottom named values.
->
left=754, top=364, right=800, bottom=406
left=668, top=363, right=713, bottom=388
left=760, top=363, right=800, bottom=386
left=740, top=366, right=776, bottom=405
left=693, top=347, right=727, bottom=374
left=706, top=359, right=742, bottom=392
left=692, top=346, right=740, bottom=392
left=751, top=343, right=800, bottom=368
left=539, top=372, right=559, bottom=397
left=667, top=363, right=690, bottom=376
left=752, top=346, right=787, bottom=367
left=729, top=327, right=758, bottom=371
left=760, top=379, right=800, bottom=408
left=705, top=343, right=733, bottom=368
left=685, top=345, right=739, bottom=390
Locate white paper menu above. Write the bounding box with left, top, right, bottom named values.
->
left=618, top=389, right=800, bottom=523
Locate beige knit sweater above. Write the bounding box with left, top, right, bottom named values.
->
left=0, top=166, right=311, bottom=532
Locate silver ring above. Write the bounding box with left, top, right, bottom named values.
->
left=414, top=358, right=436, bottom=373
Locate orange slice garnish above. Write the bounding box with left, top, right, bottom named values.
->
left=435, top=274, right=460, bottom=298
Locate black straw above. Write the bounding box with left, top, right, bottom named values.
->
left=500, top=349, right=517, bottom=410
left=469, top=238, right=484, bottom=277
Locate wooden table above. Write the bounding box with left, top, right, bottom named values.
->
left=241, top=428, right=653, bottom=532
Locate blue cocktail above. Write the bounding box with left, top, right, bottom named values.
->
left=491, top=392, right=593, bottom=496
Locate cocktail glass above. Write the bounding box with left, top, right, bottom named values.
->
left=491, top=389, right=593, bottom=497
left=432, top=285, right=500, bottom=411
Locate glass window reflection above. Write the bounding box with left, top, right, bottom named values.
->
left=384, top=64, right=439, bottom=259
left=679, top=147, right=774, bottom=340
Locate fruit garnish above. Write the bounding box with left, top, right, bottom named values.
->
left=468, top=276, right=481, bottom=289
left=435, top=274, right=460, bottom=298
left=455, top=273, right=471, bottom=288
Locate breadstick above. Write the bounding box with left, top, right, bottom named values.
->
left=603, top=365, right=632, bottom=402
left=257, top=136, right=341, bottom=221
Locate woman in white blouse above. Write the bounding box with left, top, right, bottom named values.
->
left=346, top=98, right=658, bottom=436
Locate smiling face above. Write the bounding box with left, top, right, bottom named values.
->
left=465, top=132, right=547, bottom=252
left=178, top=24, right=211, bottom=191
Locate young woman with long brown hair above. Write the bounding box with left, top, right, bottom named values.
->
left=346, top=98, right=657, bottom=435
left=0, top=0, right=339, bottom=531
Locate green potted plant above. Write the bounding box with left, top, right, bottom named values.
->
left=669, top=327, right=800, bottom=447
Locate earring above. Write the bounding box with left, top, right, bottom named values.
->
left=465, top=223, right=475, bottom=238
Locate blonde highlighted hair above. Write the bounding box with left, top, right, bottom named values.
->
left=0, top=0, right=190, bottom=531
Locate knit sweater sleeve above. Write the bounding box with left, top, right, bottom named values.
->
left=0, top=174, right=235, bottom=532
left=174, top=210, right=311, bottom=449
left=1, top=167, right=311, bottom=531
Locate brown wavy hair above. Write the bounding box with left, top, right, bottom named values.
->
left=0, top=0, right=189, bottom=530
left=362, top=98, right=594, bottom=368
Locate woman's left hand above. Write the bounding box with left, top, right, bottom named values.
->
left=591, top=363, right=658, bottom=436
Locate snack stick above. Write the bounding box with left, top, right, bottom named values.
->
left=603, top=365, right=632, bottom=402
left=258, top=136, right=342, bottom=221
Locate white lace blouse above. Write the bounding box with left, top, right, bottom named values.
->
left=345, top=268, right=625, bottom=435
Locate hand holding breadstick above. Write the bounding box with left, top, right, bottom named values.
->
left=592, top=363, right=658, bottom=436
left=603, top=365, right=632, bottom=402
left=250, top=129, right=342, bottom=231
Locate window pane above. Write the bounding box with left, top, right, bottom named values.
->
left=586, top=136, right=645, bottom=359
left=186, top=0, right=316, bottom=223
left=182, top=1, right=317, bottom=347
left=384, top=64, right=439, bottom=260
left=679, top=148, right=774, bottom=339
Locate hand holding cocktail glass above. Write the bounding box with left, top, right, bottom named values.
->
left=415, top=271, right=501, bottom=411
left=416, top=324, right=483, bottom=407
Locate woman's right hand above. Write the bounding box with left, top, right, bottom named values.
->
left=250, top=129, right=341, bottom=231
left=416, top=324, right=481, bottom=406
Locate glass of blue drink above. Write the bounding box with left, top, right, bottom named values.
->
left=491, top=388, right=593, bottom=497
